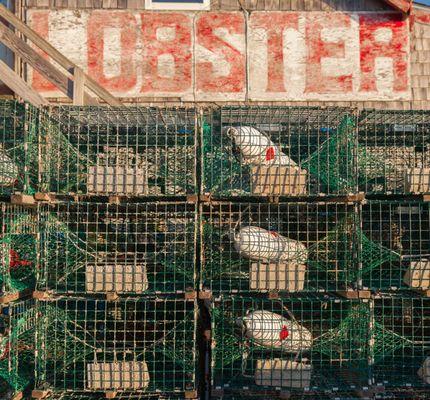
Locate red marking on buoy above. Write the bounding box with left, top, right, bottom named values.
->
left=280, top=325, right=289, bottom=341
left=269, top=231, right=278, bottom=238
left=265, top=146, right=275, bottom=161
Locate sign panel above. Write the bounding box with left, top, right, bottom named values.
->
left=28, top=11, right=410, bottom=101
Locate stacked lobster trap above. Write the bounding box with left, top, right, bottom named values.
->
left=0, top=101, right=200, bottom=400
left=202, top=106, right=430, bottom=398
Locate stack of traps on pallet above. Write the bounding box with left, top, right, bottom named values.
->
left=0, top=103, right=429, bottom=399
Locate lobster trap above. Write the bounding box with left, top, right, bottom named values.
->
left=359, top=201, right=430, bottom=291
left=0, top=299, right=36, bottom=398
left=201, top=202, right=361, bottom=294
left=0, top=204, right=38, bottom=297
left=202, top=107, right=358, bottom=198
left=38, top=106, right=197, bottom=197
left=358, top=110, right=430, bottom=195
left=210, top=295, right=371, bottom=395
left=35, top=298, right=197, bottom=395
left=36, top=202, right=196, bottom=295
left=371, top=294, right=430, bottom=389
left=0, top=100, right=39, bottom=196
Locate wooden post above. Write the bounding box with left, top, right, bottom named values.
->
left=73, top=66, right=86, bottom=106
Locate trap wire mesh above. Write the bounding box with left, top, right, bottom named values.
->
left=358, top=110, right=430, bottom=195
left=211, top=296, right=371, bottom=394
left=0, top=299, right=36, bottom=397
left=0, top=204, right=38, bottom=295
left=202, top=107, right=358, bottom=198
left=0, top=101, right=39, bottom=195
left=35, top=298, right=197, bottom=394
left=36, top=202, right=196, bottom=295
left=38, top=106, right=197, bottom=196
left=201, top=202, right=359, bottom=294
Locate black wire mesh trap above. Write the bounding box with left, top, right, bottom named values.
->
left=0, top=204, right=38, bottom=296
left=210, top=296, right=371, bottom=395
left=201, top=202, right=360, bottom=294
left=202, top=107, right=357, bottom=198
left=0, top=299, right=36, bottom=399
left=36, top=202, right=196, bottom=295
left=0, top=100, right=39, bottom=196
left=35, top=298, right=197, bottom=395
left=38, top=106, right=197, bottom=197
left=43, top=391, right=191, bottom=399
left=359, top=201, right=430, bottom=291
left=358, top=110, right=430, bottom=196
left=371, top=295, right=430, bottom=390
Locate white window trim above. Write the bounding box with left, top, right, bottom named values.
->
left=145, top=0, right=210, bottom=10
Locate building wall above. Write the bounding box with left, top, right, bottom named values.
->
left=22, top=0, right=430, bottom=109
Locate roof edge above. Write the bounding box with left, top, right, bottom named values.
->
left=383, top=0, right=412, bottom=13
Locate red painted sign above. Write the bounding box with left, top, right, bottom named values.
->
left=28, top=11, right=410, bottom=101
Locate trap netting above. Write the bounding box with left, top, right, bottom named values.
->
left=202, top=107, right=357, bottom=198
left=37, top=202, right=196, bottom=295
left=358, top=110, right=430, bottom=195
left=360, top=201, right=429, bottom=291
left=35, top=298, right=197, bottom=395
left=211, top=296, right=370, bottom=395
left=371, top=295, right=430, bottom=389
left=38, top=106, right=197, bottom=196
left=0, top=100, right=39, bottom=195
left=0, top=204, right=38, bottom=296
left=0, top=299, right=36, bottom=398
left=201, top=201, right=360, bottom=294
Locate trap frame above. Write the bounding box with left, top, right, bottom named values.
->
left=371, top=294, right=430, bottom=390
left=0, top=204, right=38, bottom=297
left=36, top=202, right=196, bottom=296
left=201, top=201, right=366, bottom=294
left=0, top=100, right=39, bottom=196
left=0, top=299, right=36, bottom=398
left=359, top=201, right=430, bottom=291
left=358, top=110, right=430, bottom=195
left=210, top=295, right=371, bottom=395
left=202, top=106, right=358, bottom=198
left=38, top=106, right=197, bottom=197
left=35, top=297, right=197, bottom=395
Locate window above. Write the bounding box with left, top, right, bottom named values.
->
left=145, top=0, right=210, bottom=10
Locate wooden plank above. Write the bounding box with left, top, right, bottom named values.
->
left=0, top=4, right=122, bottom=106
left=0, top=60, right=47, bottom=106
left=72, top=66, right=85, bottom=105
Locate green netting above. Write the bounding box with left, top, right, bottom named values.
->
left=0, top=302, right=36, bottom=394
left=0, top=213, right=38, bottom=294
left=302, top=115, right=356, bottom=194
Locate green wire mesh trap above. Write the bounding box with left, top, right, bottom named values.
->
left=202, top=107, right=357, bottom=197
left=38, top=106, right=197, bottom=196
left=35, top=298, right=197, bottom=395
left=358, top=110, right=430, bottom=195
left=36, top=202, right=196, bottom=295
left=360, top=201, right=429, bottom=291
left=371, top=295, right=430, bottom=389
left=201, top=201, right=360, bottom=294
left=0, top=299, right=36, bottom=398
left=0, top=205, right=38, bottom=296
left=0, top=100, right=39, bottom=195
left=211, top=296, right=370, bottom=394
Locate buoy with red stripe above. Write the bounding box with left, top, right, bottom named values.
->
left=226, top=126, right=297, bottom=167
left=237, top=310, right=312, bottom=352
left=234, top=226, right=307, bottom=264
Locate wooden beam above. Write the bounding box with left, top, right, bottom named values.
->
left=0, top=4, right=122, bottom=106
left=72, top=66, right=85, bottom=105
left=0, top=59, right=48, bottom=106
left=0, top=23, right=96, bottom=105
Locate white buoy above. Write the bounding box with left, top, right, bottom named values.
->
left=234, top=226, right=307, bottom=264
left=0, top=150, right=19, bottom=186
left=226, top=126, right=297, bottom=167
left=238, top=310, right=312, bottom=352
left=418, top=357, right=430, bottom=384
